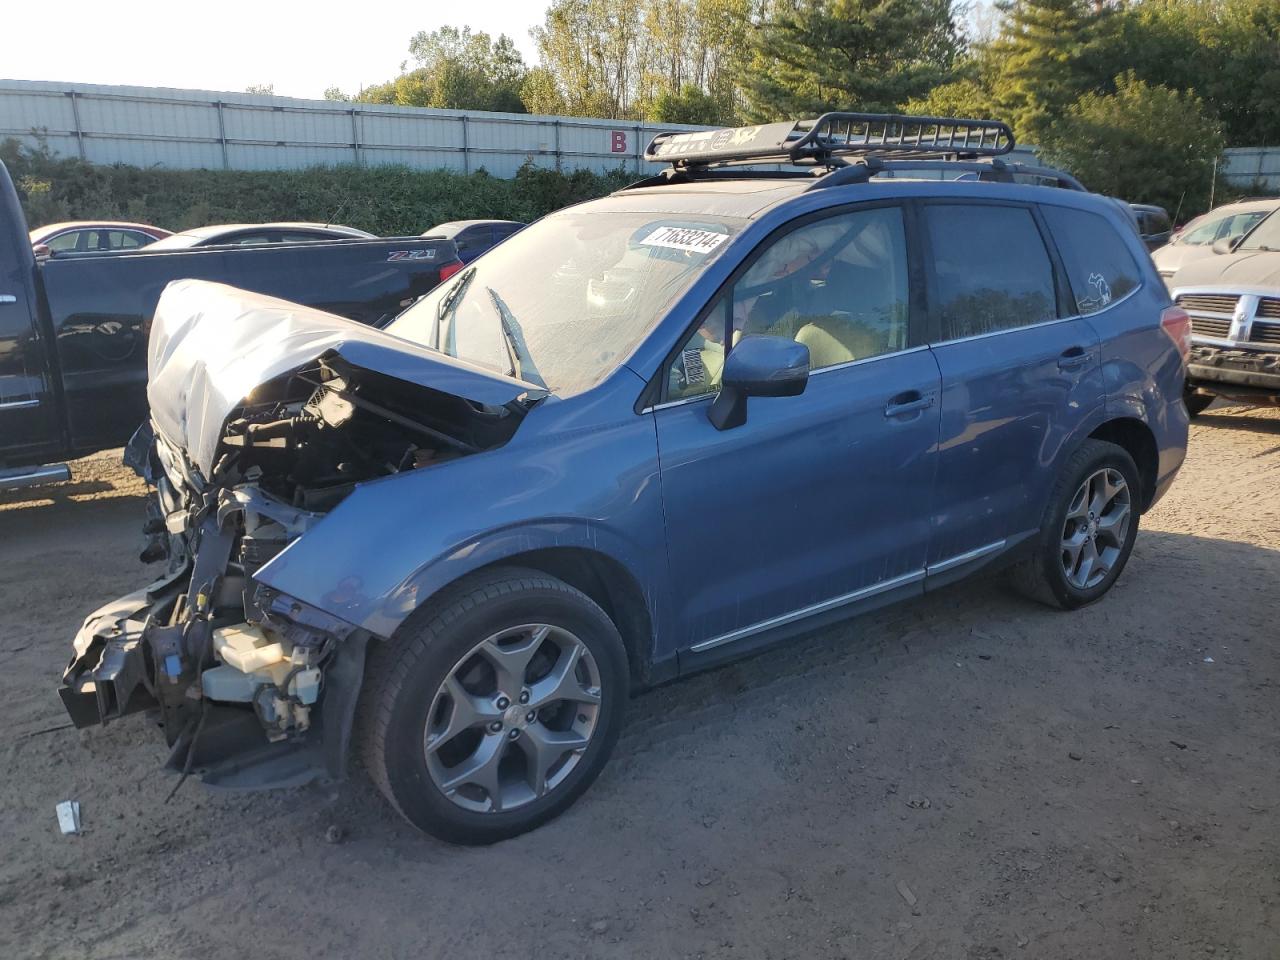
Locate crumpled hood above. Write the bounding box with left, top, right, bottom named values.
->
left=148, top=280, right=543, bottom=476
left=1171, top=250, right=1280, bottom=289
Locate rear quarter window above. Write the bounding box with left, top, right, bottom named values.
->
left=1041, top=205, right=1142, bottom=315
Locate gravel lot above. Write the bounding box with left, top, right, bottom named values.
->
left=2, top=405, right=1277, bottom=960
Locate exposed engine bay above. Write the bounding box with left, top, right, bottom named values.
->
left=213, top=354, right=522, bottom=511
left=59, top=344, right=534, bottom=789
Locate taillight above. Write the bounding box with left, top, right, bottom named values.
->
left=439, top=261, right=464, bottom=282
left=1161, top=304, right=1192, bottom=361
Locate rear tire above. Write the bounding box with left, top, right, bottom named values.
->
left=1184, top=390, right=1214, bottom=417
left=1010, top=439, right=1141, bottom=610
left=359, top=567, right=629, bottom=844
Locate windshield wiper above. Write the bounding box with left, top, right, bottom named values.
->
left=486, top=286, right=547, bottom=389
left=432, top=266, right=475, bottom=352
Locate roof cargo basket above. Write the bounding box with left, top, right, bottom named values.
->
left=645, top=112, right=1015, bottom=169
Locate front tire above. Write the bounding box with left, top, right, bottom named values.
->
left=360, top=567, right=629, bottom=844
left=1010, top=439, right=1141, bottom=610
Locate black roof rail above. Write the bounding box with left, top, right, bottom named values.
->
left=645, top=112, right=1016, bottom=169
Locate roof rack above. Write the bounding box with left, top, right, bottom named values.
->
left=645, top=112, right=1016, bottom=169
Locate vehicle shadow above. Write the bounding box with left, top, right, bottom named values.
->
left=1194, top=404, right=1280, bottom=437
left=315, top=527, right=1280, bottom=850
left=0, top=478, right=118, bottom=509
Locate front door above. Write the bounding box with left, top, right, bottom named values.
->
left=653, top=204, right=941, bottom=653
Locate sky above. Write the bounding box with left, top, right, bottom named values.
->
left=5, top=0, right=545, bottom=100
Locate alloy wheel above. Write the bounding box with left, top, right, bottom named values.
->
left=1060, top=467, right=1131, bottom=590
left=423, top=624, right=602, bottom=813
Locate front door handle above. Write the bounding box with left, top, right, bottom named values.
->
left=884, top=390, right=935, bottom=418
left=1057, top=346, right=1090, bottom=370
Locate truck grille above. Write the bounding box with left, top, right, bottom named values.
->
left=1190, top=315, right=1232, bottom=339
left=1177, top=293, right=1240, bottom=314
left=1258, top=298, right=1280, bottom=320
left=1250, top=323, right=1280, bottom=345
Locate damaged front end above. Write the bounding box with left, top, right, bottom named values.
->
left=59, top=282, right=541, bottom=788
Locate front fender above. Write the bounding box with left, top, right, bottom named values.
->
left=253, top=400, right=667, bottom=641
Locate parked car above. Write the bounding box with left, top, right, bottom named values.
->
left=58, top=114, right=1189, bottom=845
left=1129, top=204, right=1173, bottom=251
left=146, top=222, right=376, bottom=249
left=425, top=219, right=525, bottom=263
left=30, top=220, right=171, bottom=257
left=1154, top=198, right=1280, bottom=283
left=0, top=161, right=463, bottom=489
left=1171, top=209, right=1280, bottom=414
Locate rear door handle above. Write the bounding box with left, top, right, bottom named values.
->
left=884, top=391, right=935, bottom=418
left=0, top=294, right=17, bottom=304
left=1057, top=346, right=1090, bottom=370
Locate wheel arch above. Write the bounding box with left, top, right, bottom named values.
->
left=1088, top=417, right=1159, bottom=511
left=410, top=546, right=662, bottom=691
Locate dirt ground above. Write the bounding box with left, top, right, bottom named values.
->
left=1, top=405, right=1277, bottom=960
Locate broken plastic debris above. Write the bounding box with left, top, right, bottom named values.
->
left=1203, top=657, right=1214, bottom=663
left=56, top=800, right=81, bottom=835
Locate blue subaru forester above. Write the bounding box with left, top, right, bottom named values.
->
left=61, top=115, right=1190, bottom=843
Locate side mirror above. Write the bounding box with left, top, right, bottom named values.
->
left=1212, top=236, right=1238, bottom=256
left=32, top=243, right=51, bottom=259
left=708, top=334, right=810, bottom=431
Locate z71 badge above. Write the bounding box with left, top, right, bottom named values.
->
left=387, top=249, right=438, bottom=262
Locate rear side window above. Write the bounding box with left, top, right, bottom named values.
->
left=925, top=204, right=1056, bottom=339
left=1041, top=205, right=1142, bottom=315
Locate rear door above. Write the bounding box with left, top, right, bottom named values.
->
left=922, top=200, right=1104, bottom=572
left=654, top=203, right=941, bottom=653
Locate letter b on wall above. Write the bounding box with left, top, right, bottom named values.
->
left=611, top=131, right=628, bottom=154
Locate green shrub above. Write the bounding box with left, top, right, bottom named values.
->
left=0, top=138, right=637, bottom=234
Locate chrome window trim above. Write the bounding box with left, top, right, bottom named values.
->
left=0, top=398, right=40, bottom=411
left=807, top=343, right=929, bottom=378
left=928, top=284, right=1142, bottom=350
left=645, top=344, right=929, bottom=413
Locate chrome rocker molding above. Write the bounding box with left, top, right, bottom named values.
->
left=690, top=539, right=1007, bottom=654
left=0, top=463, right=71, bottom=491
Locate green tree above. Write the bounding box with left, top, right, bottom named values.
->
left=531, top=0, right=646, bottom=117
left=985, top=0, right=1107, bottom=144
left=1040, top=72, right=1224, bottom=213
left=520, top=67, right=568, bottom=115
left=743, top=0, right=965, bottom=121
left=1099, top=0, right=1280, bottom=146
left=530, top=0, right=752, bottom=120
left=650, top=84, right=725, bottom=123
left=331, top=26, right=529, bottom=112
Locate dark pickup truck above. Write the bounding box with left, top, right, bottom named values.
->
left=0, top=160, right=461, bottom=489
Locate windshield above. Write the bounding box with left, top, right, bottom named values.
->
left=384, top=210, right=745, bottom=395
left=1238, top=210, right=1280, bottom=252
left=1181, top=209, right=1269, bottom=246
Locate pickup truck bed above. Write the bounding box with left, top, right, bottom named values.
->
left=0, top=159, right=461, bottom=480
